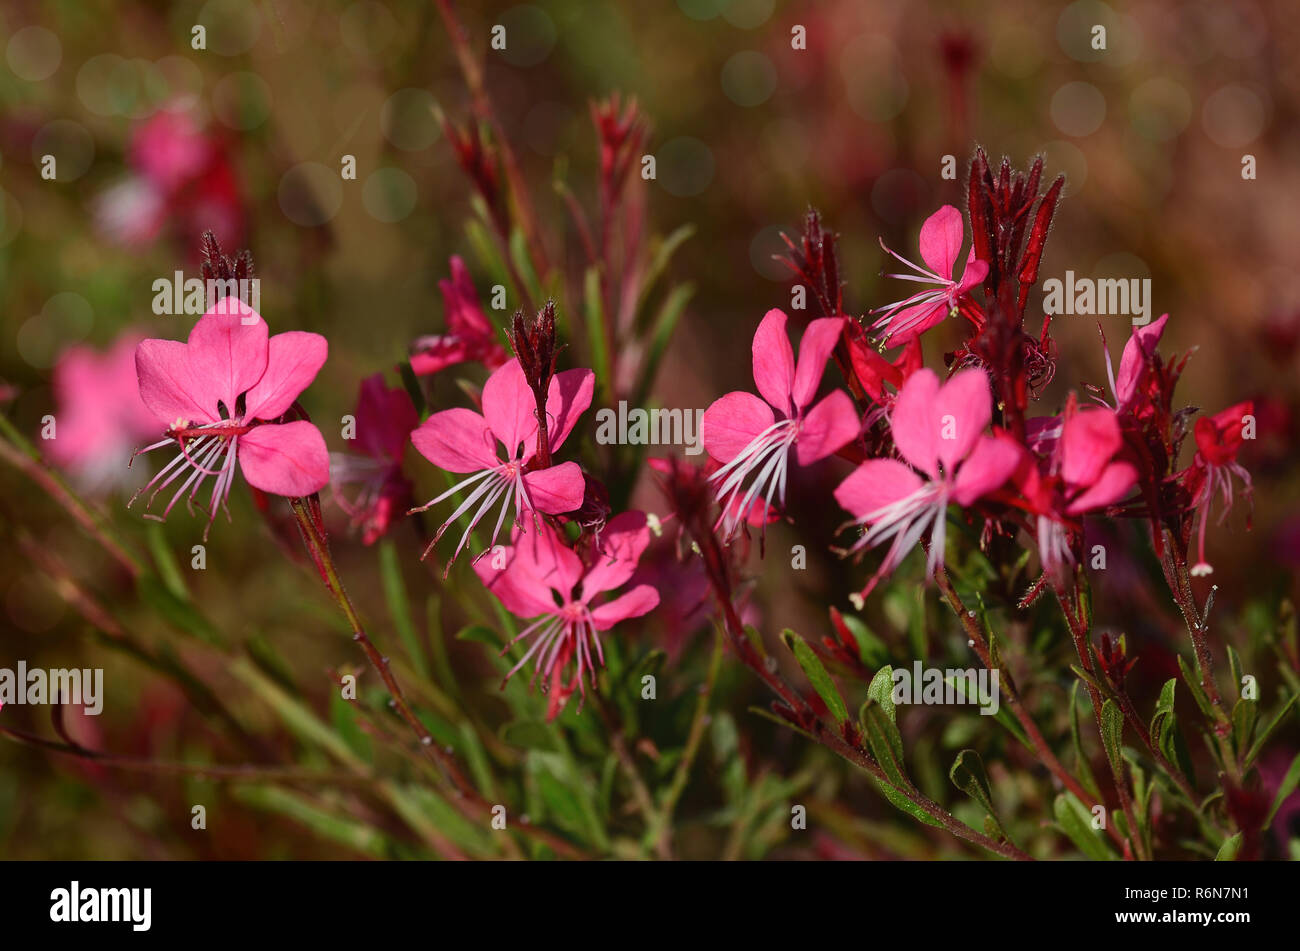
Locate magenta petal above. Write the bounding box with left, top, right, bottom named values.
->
left=521, top=462, right=585, bottom=514
left=582, top=511, right=651, bottom=596
left=1061, top=408, right=1123, bottom=489
left=834, top=458, right=924, bottom=520
left=880, top=300, right=948, bottom=345
left=135, top=339, right=217, bottom=425
left=441, top=256, right=494, bottom=336
left=933, top=369, right=993, bottom=473
left=474, top=547, right=556, bottom=618
left=955, top=248, right=989, bottom=294
left=243, top=331, right=327, bottom=421
left=1115, top=313, right=1169, bottom=406
left=751, top=308, right=796, bottom=415
left=590, top=584, right=659, bottom=631
left=239, top=421, right=330, bottom=497
left=355, top=374, right=418, bottom=460
left=918, top=205, right=965, bottom=280
left=187, top=304, right=269, bottom=418
left=889, top=368, right=942, bottom=477
left=481, top=359, right=538, bottom=460
left=951, top=435, right=1020, bottom=506
left=506, top=523, right=585, bottom=598
left=544, top=368, right=595, bottom=455
left=795, top=389, right=859, bottom=465
left=790, top=317, right=844, bottom=410
left=1067, top=460, right=1137, bottom=514
left=411, top=408, right=499, bottom=472
left=701, top=391, right=776, bottom=464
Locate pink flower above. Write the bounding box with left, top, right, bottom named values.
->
left=870, top=205, right=988, bottom=345
left=410, top=256, right=508, bottom=376
left=1185, top=401, right=1254, bottom=576
left=47, top=333, right=158, bottom=490
left=410, top=358, right=593, bottom=568
left=131, top=299, right=330, bottom=537
left=834, top=368, right=1018, bottom=598
left=475, top=512, right=660, bottom=720
left=1018, top=405, right=1138, bottom=577
left=330, top=374, right=418, bottom=545
left=95, top=109, right=244, bottom=251
left=1105, top=313, right=1170, bottom=415
left=701, top=309, right=859, bottom=539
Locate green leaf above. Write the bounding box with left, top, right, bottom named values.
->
left=1150, top=678, right=1195, bottom=786
left=1100, top=699, right=1125, bottom=778
left=529, top=752, right=608, bottom=849
left=234, top=786, right=391, bottom=858
left=1232, top=698, right=1257, bottom=760
left=872, top=778, right=943, bottom=829
left=866, top=665, right=896, bottom=722
left=144, top=522, right=188, bottom=599
left=582, top=266, right=610, bottom=398
left=1215, top=832, right=1243, bottom=861
left=379, top=540, right=429, bottom=680
left=1265, top=752, right=1300, bottom=831
left=781, top=629, right=848, bottom=726
left=837, top=613, right=889, bottom=668
left=1178, top=655, right=1218, bottom=721
left=860, top=699, right=906, bottom=782
left=1053, top=792, right=1114, bottom=860
left=135, top=576, right=224, bottom=647
left=1245, top=693, right=1298, bottom=767
left=457, top=624, right=502, bottom=649
left=1070, top=681, right=1101, bottom=798
left=500, top=720, right=559, bottom=751
left=635, top=223, right=695, bottom=324
left=949, top=749, right=1004, bottom=837
left=1226, top=645, right=1245, bottom=698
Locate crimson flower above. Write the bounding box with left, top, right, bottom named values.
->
left=701, top=309, right=859, bottom=539
left=409, top=359, right=592, bottom=568
left=1185, top=401, right=1254, bottom=576
left=475, top=512, right=659, bottom=719
left=330, top=374, right=418, bottom=545
left=131, top=299, right=330, bottom=537
left=410, top=256, right=508, bottom=376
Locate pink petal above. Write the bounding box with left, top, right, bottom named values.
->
left=918, top=205, right=965, bottom=280
left=889, top=368, right=942, bottom=477
left=751, top=308, right=796, bottom=415
left=238, top=421, right=330, bottom=497
left=506, top=523, right=585, bottom=599
left=834, top=458, right=924, bottom=520
left=411, top=408, right=500, bottom=472
left=135, top=339, right=217, bottom=425
left=441, top=256, right=494, bottom=336
left=410, top=337, right=474, bottom=376
left=243, top=331, right=328, bottom=421
left=951, top=435, right=1020, bottom=506
left=521, top=462, right=585, bottom=514
left=544, top=368, right=595, bottom=455
left=1067, top=460, right=1137, bottom=514
left=1115, top=313, right=1169, bottom=406
left=879, top=299, right=948, bottom=346
left=582, top=511, right=651, bottom=596
left=187, top=303, right=269, bottom=418
left=355, top=374, right=418, bottom=460
left=590, top=584, right=660, bottom=631
left=795, top=389, right=860, bottom=465
left=933, top=369, right=993, bottom=474
left=954, top=248, right=989, bottom=294
left=701, top=391, right=777, bottom=463
left=473, top=546, right=556, bottom=618
left=1061, top=408, right=1122, bottom=489
left=481, top=359, right=538, bottom=460
left=791, top=316, right=844, bottom=410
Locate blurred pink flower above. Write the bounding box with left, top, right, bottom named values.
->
left=330, top=374, right=418, bottom=545
left=701, top=309, right=858, bottom=539
left=834, top=368, right=1017, bottom=598
left=95, top=109, right=243, bottom=251
left=410, top=256, right=508, bottom=376
left=475, top=512, right=659, bottom=719
left=47, top=333, right=158, bottom=490
left=131, top=299, right=329, bottom=536
left=410, top=358, right=592, bottom=569
left=870, top=205, right=987, bottom=345
left=1185, top=401, right=1254, bottom=576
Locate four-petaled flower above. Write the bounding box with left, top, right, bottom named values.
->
left=330, top=373, right=419, bottom=545
left=410, top=256, right=508, bottom=376
left=834, top=368, right=1018, bottom=599
left=410, top=358, right=593, bottom=569
left=870, top=205, right=988, bottom=345
left=132, top=299, right=330, bottom=537
left=701, top=309, right=859, bottom=539
left=1186, top=401, right=1254, bottom=576
left=475, top=512, right=660, bottom=720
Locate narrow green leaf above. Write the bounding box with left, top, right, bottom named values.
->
left=1215, top=832, right=1243, bottom=861
left=837, top=613, right=890, bottom=668
left=860, top=699, right=906, bottom=781
left=1070, top=681, right=1101, bottom=798
left=1265, top=752, right=1300, bottom=831
left=866, top=665, right=896, bottom=723
left=1178, top=655, right=1218, bottom=721
left=582, top=266, right=610, bottom=397
left=1053, top=792, right=1114, bottom=860
left=782, top=629, right=848, bottom=725
left=1100, top=699, right=1125, bottom=777
left=379, top=539, right=429, bottom=680
left=950, top=749, right=1004, bottom=837
left=1245, top=693, right=1298, bottom=767
left=1232, top=698, right=1257, bottom=760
